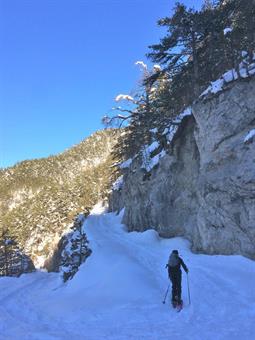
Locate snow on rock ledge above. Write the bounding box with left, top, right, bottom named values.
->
left=110, top=76, right=255, bottom=259
left=244, top=129, right=255, bottom=144
left=200, top=57, right=255, bottom=98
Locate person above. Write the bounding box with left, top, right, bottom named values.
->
left=166, top=250, right=188, bottom=308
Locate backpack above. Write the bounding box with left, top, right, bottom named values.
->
left=168, top=253, right=180, bottom=268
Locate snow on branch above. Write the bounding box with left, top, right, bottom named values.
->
left=200, top=54, right=255, bottom=98
left=153, top=64, right=161, bottom=72
left=115, top=94, right=134, bottom=102
left=223, top=27, right=233, bottom=35
left=135, top=61, right=148, bottom=71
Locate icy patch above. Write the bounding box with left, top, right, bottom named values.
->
left=244, top=129, right=255, bottom=143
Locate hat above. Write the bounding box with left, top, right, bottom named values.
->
left=172, top=250, right=178, bottom=255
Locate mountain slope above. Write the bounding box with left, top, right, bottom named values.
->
left=0, top=205, right=254, bottom=339
left=0, top=129, right=120, bottom=268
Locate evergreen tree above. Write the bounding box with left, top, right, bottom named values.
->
left=61, top=213, right=91, bottom=282
left=110, top=0, right=255, bottom=175
left=147, top=3, right=204, bottom=96
left=147, top=0, right=255, bottom=110
left=0, top=229, right=34, bottom=276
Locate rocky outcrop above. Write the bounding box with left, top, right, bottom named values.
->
left=110, top=77, right=255, bottom=259
left=193, top=79, right=255, bottom=257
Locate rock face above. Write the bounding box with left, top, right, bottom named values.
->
left=110, top=77, right=255, bottom=259
left=193, top=79, right=255, bottom=258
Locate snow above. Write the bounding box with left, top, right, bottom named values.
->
left=223, top=27, right=232, bottom=35
left=179, top=106, right=192, bottom=119
left=112, top=175, right=124, bottom=190
left=1, top=206, right=255, bottom=339
left=135, top=60, right=147, bottom=70
left=115, top=94, right=134, bottom=102
left=149, top=127, right=158, bottom=134
left=142, top=149, right=166, bottom=172
left=140, top=141, right=165, bottom=172
left=200, top=56, right=255, bottom=98
left=0, top=206, right=255, bottom=339
left=146, top=141, right=160, bottom=153
left=139, top=107, right=192, bottom=172
left=153, top=64, right=161, bottom=72
left=244, top=129, right=255, bottom=143
left=163, top=106, right=192, bottom=144
left=120, top=158, right=133, bottom=169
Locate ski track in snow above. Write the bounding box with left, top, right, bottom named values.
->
left=0, top=206, right=255, bottom=340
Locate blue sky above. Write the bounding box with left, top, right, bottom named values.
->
left=0, top=0, right=203, bottom=168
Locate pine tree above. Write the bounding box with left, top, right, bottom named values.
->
left=147, top=3, right=204, bottom=96
left=61, top=213, right=91, bottom=282
left=0, top=229, right=34, bottom=276
left=110, top=0, right=255, bottom=176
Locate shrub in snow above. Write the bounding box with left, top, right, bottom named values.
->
left=60, top=213, right=92, bottom=282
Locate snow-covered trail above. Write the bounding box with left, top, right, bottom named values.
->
left=0, top=205, right=255, bottom=340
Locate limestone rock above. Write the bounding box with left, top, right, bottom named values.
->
left=110, top=77, right=255, bottom=259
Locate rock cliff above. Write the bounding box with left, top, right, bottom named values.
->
left=110, top=77, right=255, bottom=259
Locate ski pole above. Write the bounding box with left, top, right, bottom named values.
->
left=162, top=284, right=170, bottom=304
left=186, top=273, right=191, bottom=305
